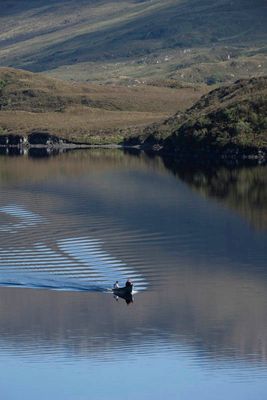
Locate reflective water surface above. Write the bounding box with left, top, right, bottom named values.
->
left=0, top=149, right=267, bottom=399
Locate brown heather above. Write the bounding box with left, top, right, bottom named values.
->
left=0, top=67, right=205, bottom=143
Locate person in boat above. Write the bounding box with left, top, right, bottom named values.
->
left=125, top=279, right=133, bottom=289
left=113, top=281, right=119, bottom=289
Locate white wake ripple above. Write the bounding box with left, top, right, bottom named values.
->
left=0, top=205, right=147, bottom=292
left=0, top=205, right=45, bottom=233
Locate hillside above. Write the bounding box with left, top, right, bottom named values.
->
left=166, top=77, right=267, bottom=153
left=129, top=76, right=267, bottom=158
left=0, top=0, right=266, bottom=85
left=0, top=67, right=204, bottom=143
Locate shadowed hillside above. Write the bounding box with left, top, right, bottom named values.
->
left=0, top=0, right=266, bottom=85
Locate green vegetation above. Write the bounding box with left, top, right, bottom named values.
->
left=169, top=95, right=267, bottom=151
left=127, top=77, right=267, bottom=156
left=0, top=80, right=7, bottom=90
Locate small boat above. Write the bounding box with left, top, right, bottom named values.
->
left=112, top=285, right=133, bottom=296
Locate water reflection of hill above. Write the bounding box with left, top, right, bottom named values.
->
left=0, top=148, right=166, bottom=183
left=162, top=157, right=267, bottom=231
left=0, top=148, right=266, bottom=230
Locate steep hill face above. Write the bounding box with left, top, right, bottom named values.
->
left=0, top=0, right=266, bottom=84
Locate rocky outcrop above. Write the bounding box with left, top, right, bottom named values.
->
left=0, top=132, right=71, bottom=147
left=0, top=134, right=24, bottom=146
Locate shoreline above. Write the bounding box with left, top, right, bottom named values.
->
left=1, top=141, right=266, bottom=166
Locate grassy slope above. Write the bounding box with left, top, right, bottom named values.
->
left=0, top=0, right=266, bottom=85
left=130, top=76, right=267, bottom=152
left=0, top=67, right=204, bottom=143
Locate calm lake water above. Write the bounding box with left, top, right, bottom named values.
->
left=0, top=149, right=267, bottom=399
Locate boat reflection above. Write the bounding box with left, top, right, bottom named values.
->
left=113, top=292, right=134, bottom=305
left=113, top=284, right=134, bottom=305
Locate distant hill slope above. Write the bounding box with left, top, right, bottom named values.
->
left=131, top=76, right=267, bottom=155
left=0, top=0, right=266, bottom=84
left=0, top=67, right=203, bottom=142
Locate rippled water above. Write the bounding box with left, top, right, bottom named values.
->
left=0, top=149, right=267, bottom=399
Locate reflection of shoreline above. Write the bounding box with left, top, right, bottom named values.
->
left=124, top=148, right=267, bottom=230
left=161, top=156, right=267, bottom=230
left=2, top=143, right=267, bottom=165
left=0, top=145, right=69, bottom=158
left=0, top=145, right=121, bottom=158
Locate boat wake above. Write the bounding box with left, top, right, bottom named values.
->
left=0, top=204, right=45, bottom=233
left=0, top=273, right=108, bottom=292
left=0, top=205, right=148, bottom=293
